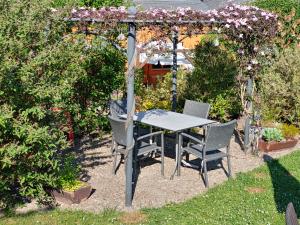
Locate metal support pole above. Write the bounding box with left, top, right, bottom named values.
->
left=171, top=30, right=178, bottom=112
left=244, top=77, right=253, bottom=148
left=125, top=7, right=136, bottom=207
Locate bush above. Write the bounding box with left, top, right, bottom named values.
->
left=52, top=0, right=124, bottom=8
left=258, top=48, right=300, bottom=126
left=279, top=124, right=300, bottom=139
left=136, top=70, right=187, bottom=112
left=0, top=0, right=124, bottom=210
left=252, top=0, right=300, bottom=17
left=252, top=0, right=300, bottom=48
left=182, top=38, right=242, bottom=121
left=262, top=128, right=284, bottom=142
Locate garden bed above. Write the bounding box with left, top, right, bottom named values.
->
left=259, top=139, right=298, bottom=152
left=52, top=183, right=92, bottom=204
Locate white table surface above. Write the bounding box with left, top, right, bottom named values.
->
left=122, top=109, right=215, bottom=131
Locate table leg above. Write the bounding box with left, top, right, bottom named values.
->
left=176, top=132, right=181, bottom=176
left=150, top=126, right=153, bottom=144
left=170, top=132, right=179, bottom=179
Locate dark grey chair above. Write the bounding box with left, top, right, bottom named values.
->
left=109, top=99, right=127, bottom=118
left=182, top=100, right=211, bottom=160
left=108, top=115, right=164, bottom=176
left=183, top=100, right=210, bottom=119
left=286, top=202, right=299, bottom=225
left=179, top=120, right=236, bottom=187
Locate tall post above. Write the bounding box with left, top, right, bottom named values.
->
left=244, top=77, right=253, bottom=149
left=125, top=7, right=136, bottom=207
left=171, top=30, right=178, bottom=112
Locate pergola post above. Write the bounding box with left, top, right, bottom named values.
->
left=244, top=77, right=253, bottom=148
left=171, top=30, right=178, bottom=112
left=125, top=7, right=136, bottom=207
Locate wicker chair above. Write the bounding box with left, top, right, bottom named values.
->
left=179, top=120, right=236, bottom=187
left=108, top=115, right=164, bottom=176
left=286, top=202, right=299, bottom=225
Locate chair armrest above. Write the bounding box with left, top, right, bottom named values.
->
left=180, top=133, right=204, bottom=145
left=136, top=131, right=163, bottom=141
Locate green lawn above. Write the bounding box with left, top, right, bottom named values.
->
left=1, top=150, right=300, bottom=225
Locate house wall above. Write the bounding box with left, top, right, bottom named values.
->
left=143, top=64, right=171, bottom=85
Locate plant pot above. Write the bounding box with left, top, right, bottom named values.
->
left=52, top=182, right=92, bottom=204
left=258, top=139, right=298, bottom=152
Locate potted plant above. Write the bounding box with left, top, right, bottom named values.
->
left=259, top=124, right=299, bottom=152
left=52, top=157, right=92, bottom=204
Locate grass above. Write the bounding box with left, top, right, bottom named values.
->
left=1, top=150, right=300, bottom=225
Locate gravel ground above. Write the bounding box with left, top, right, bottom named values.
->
left=16, top=134, right=300, bottom=214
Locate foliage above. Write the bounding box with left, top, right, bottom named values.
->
left=253, top=0, right=300, bottom=48
left=0, top=105, right=68, bottom=210
left=71, top=38, right=125, bottom=134
left=52, top=0, right=123, bottom=8
left=137, top=71, right=186, bottom=112
left=57, top=156, right=81, bottom=191
left=258, top=47, right=300, bottom=126
left=182, top=38, right=241, bottom=121
left=279, top=124, right=300, bottom=139
left=79, top=0, right=123, bottom=7
left=262, top=128, right=284, bottom=142
left=252, top=0, right=300, bottom=18
left=0, top=0, right=124, bottom=210
left=3, top=150, right=300, bottom=224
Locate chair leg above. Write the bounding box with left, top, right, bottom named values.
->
left=111, top=138, right=115, bottom=154
left=161, top=148, right=164, bottom=177
left=185, top=153, right=189, bottom=162
left=161, top=134, right=165, bottom=177
left=112, top=150, right=118, bottom=175
left=227, top=155, right=232, bottom=178
left=203, top=160, right=209, bottom=188
left=133, top=148, right=138, bottom=180
left=178, top=135, right=182, bottom=176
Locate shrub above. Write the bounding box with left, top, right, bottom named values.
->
left=0, top=0, right=124, bottom=210
left=258, top=48, right=300, bottom=126
left=252, top=0, right=300, bottom=17
left=52, top=0, right=124, bottom=8
left=279, top=124, right=300, bottom=139
left=137, top=71, right=187, bottom=112
left=262, top=128, right=284, bottom=142
left=182, top=38, right=242, bottom=121
left=252, top=0, right=300, bottom=48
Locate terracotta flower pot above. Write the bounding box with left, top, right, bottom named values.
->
left=258, top=139, right=298, bottom=152
left=52, top=182, right=92, bottom=204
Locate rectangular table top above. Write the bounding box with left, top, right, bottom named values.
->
left=122, top=109, right=216, bottom=132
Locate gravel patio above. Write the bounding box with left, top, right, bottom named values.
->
left=14, top=133, right=299, bottom=216
left=52, top=134, right=300, bottom=212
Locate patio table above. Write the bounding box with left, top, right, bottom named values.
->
left=121, top=109, right=216, bottom=178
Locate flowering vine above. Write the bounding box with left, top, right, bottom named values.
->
left=70, top=4, right=279, bottom=115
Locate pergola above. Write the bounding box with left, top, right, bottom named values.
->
left=69, top=4, right=277, bottom=207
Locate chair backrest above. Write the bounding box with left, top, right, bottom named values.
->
left=108, top=115, right=127, bottom=146
left=183, top=100, right=210, bottom=119
left=286, top=202, right=299, bottom=225
left=204, top=120, right=237, bottom=152
left=110, top=99, right=127, bottom=118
